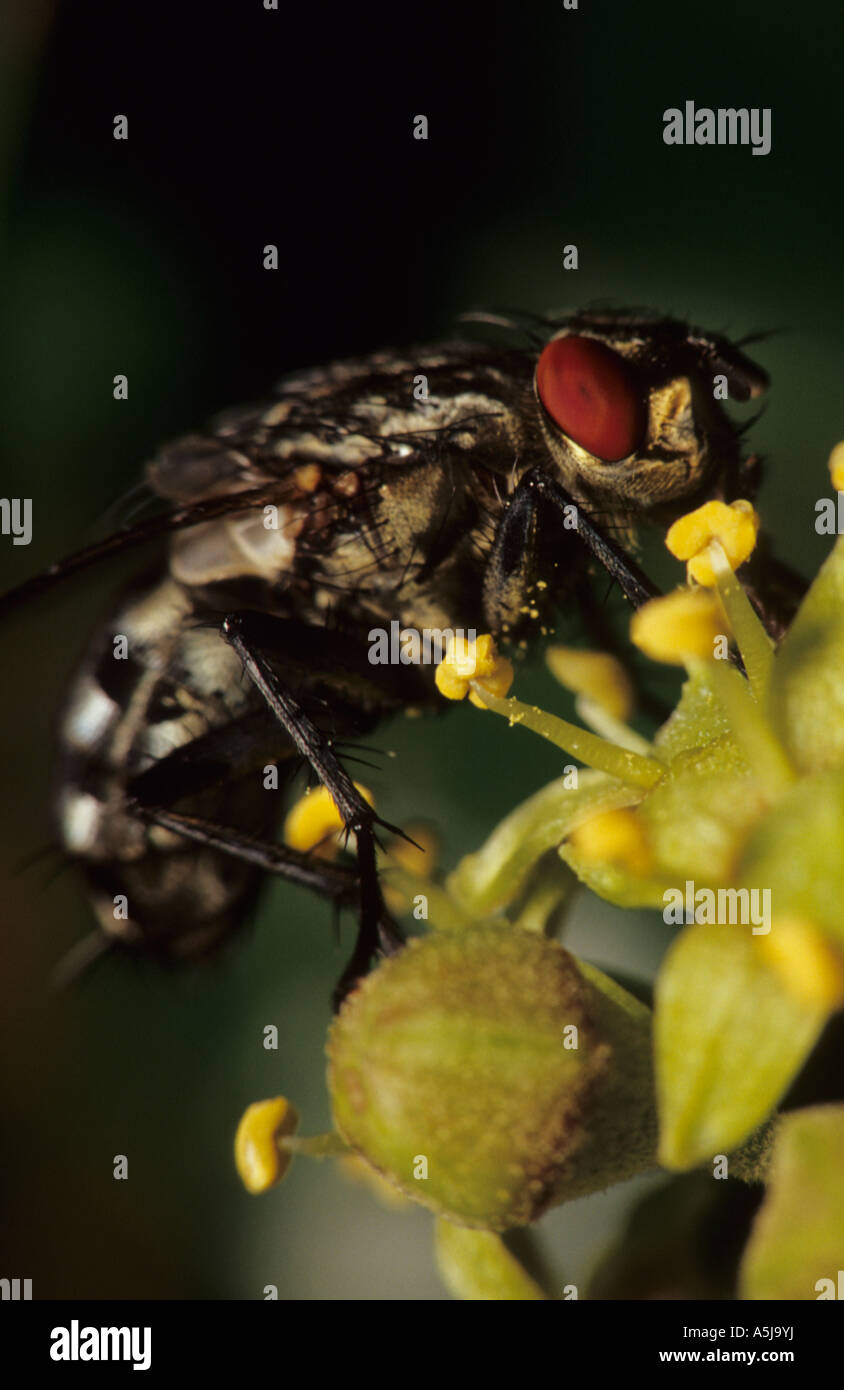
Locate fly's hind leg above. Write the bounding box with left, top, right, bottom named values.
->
left=130, top=804, right=403, bottom=1010
left=220, top=609, right=404, bottom=1008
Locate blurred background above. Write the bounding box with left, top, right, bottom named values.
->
left=0, top=0, right=841, bottom=1299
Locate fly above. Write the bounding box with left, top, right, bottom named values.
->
left=0, top=308, right=804, bottom=1007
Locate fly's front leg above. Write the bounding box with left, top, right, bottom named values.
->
left=484, top=469, right=661, bottom=631
left=524, top=471, right=660, bottom=608
left=221, top=610, right=403, bottom=1008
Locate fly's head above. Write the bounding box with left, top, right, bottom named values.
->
left=530, top=310, right=769, bottom=520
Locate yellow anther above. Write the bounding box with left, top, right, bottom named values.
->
left=757, top=916, right=844, bottom=1012
left=284, top=783, right=374, bottom=855
left=234, top=1097, right=299, bottom=1194
left=450, top=632, right=499, bottom=680
left=666, top=500, right=760, bottom=586
left=432, top=661, right=469, bottom=701
left=467, top=661, right=515, bottom=708
left=828, top=441, right=844, bottom=492
left=630, top=588, right=727, bottom=665
left=435, top=633, right=514, bottom=708
left=567, top=808, right=654, bottom=877
left=545, top=645, right=634, bottom=722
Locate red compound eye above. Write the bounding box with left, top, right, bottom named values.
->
left=536, top=336, right=647, bottom=462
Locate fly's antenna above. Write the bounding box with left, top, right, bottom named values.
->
left=458, top=309, right=548, bottom=347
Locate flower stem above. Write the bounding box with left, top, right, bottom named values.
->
left=281, top=1131, right=349, bottom=1159
left=710, top=543, right=775, bottom=702
left=470, top=686, right=663, bottom=789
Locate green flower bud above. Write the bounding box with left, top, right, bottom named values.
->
left=327, top=925, right=656, bottom=1229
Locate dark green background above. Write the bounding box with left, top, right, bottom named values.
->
left=0, top=0, right=840, bottom=1298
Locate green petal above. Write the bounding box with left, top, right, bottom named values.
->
left=509, top=854, right=578, bottom=934
left=640, top=741, right=765, bottom=885
left=769, top=621, right=844, bottom=775
left=738, top=769, right=844, bottom=945
left=739, top=1106, right=844, bottom=1300
left=655, top=924, right=827, bottom=1168
left=448, top=769, right=642, bottom=917
left=557, top=842, right=671, bottom=908
left=768, top=535, right=844, bottom=773
left=434, top=1220, right=549, bottom=1300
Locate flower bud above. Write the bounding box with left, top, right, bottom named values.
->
left=327, top=925, right=656, bottom=1229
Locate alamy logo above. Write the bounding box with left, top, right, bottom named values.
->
left=368, top=622, right=477, bottom=666
left=663, top=103, right=771, bottom=156
left=815, top=492, right=844, bottom=534
left=816, top=1271, right=844, bottom=1299
left=0, top=1277, right=32, bottom=1299
left=0, top=498, right=32, bottom=546
left=50, top=1321, right=151, bottom=1372
left=663, top=880, right=771, bottom=934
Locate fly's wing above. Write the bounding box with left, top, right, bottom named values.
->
left=143, top=343, right=534, bottom=619
left=0, top=342, right=531, bottom=620
left=148, top=343, right=530, bottom=504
